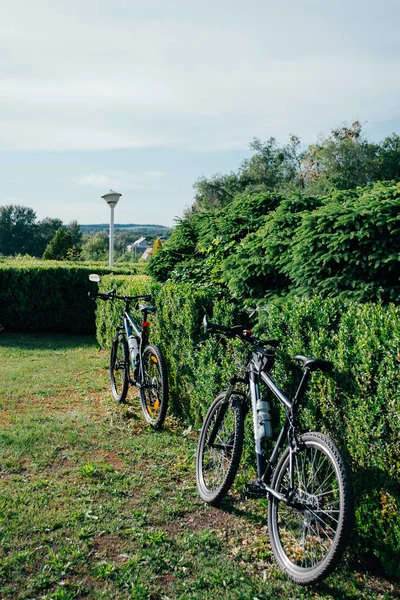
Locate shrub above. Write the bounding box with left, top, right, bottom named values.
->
left=256, top=297, right=400, bottom=576
left=0, top=259, right=136, bottom=334
left=288, top=182, right=400, bottom=302
left=42, top=228, right=74, bottom=260
left=148, top=182, right=400, bottom=306
left=95, top=276, right=399, bottom=577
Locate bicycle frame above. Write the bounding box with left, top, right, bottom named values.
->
left=223, top=348, right=313, bottom=504
left=198, top=316, right=351, bottom=585
left=121, top=301, right=152, bottom=386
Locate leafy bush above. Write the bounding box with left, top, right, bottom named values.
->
left=148, top=182, right=400, bottom=307
left=95, top=277, right=399, bottom=577
left=257, top=297, right=400, bottom=576
left=288, top=182, right=400, bottom=302
left=222, top=194, right=322, bottom=302
left=42, top=227, right=74, bottom=260
left=0, top=259, right=136, bottom=333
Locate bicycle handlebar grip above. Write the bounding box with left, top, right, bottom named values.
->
left=203, top=314, right=232, bottom=335
left=88, top=291, right=113, bottom=301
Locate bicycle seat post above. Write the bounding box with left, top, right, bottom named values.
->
left=292, top=367, right=312, bottom=407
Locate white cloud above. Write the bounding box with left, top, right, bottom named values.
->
left=0, top=0, right=399, bottom=151
left=72, top=171, right=165, bottom=190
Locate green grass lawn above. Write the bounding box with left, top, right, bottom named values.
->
left=0, top=333, right=398, bottom=600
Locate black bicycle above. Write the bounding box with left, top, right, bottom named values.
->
left=196, top=315, right=353, bottom=585
left=89, top=274, right=168, bottom=428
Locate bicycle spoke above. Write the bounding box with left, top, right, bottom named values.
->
left=271, top=438, right=346, bottom=573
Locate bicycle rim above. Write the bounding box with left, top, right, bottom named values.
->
left=139, top=345, right=168, bottom=428
left=268, top=432, right=352, bottom=584
left=196, top=394, right=244, bottom=505
left=110, top=334, right=129, bottom=402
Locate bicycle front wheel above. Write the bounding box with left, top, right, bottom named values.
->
left=196, top=393, right=244, bottom=506
left=139, top=344, right=168, bottom=428
left=268, top=432, right=353, bottom=585
left=110, top=333, right=129, bottom=403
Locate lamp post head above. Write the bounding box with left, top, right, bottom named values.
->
left=101, top=189, right=122, bottom=208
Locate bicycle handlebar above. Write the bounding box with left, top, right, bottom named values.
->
left=88, top=290, right=152, bottom=303
left=203, top=314, right=280, bottom=348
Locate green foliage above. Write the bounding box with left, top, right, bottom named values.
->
left=94, top=277, right=400, bottom=576
left=80, top=231, right=109, bottom=261
left=288, top=182, right=400, bottom=302
left=222, top=194, right=321, bottom=302
left=0, top=259, right=136, bottom=333
left=256, top=297, right=400, bottom=576
left=148, top=192, right=282, bottom=288
left=191, top=123, right=400, bottom=215
left=43, top=228, right=74, bottom=260
left=239, top=135, right=303, bottom=193
left=0, top=204, right=37, bottom=256
left=192, top=136, right=303, bottom=213
left=193, top=172, right=243, bottom=212
left=151, top=181, right=400, bottom=306
left=68, top=219, right=83, bottom=248
left=146, top=217, right=198, bottom=281
left=300, top=121, right=376, bottom=193
left=0, top=205, right=78, bottom=258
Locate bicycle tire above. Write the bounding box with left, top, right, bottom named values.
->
left=110, top=333, right=129, bottom=403
left=268, top=431, right=353, bottom=585
left=196, top=393, right=244, bottom=506
left=139, top=344, right=168, bottom=428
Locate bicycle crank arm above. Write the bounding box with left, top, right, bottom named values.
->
left=244, top=480, right=287, bottom=503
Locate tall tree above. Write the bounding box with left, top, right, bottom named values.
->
left=34, top=217, right=64, bottom=256
left=80, top=231, right=109, bottom=261
left=193, top=172, right=242, bottom=212
left=299, top=121, right=378, bottom=193
left=68, top=220, right=83, bottom=248
left=238, top=134, right=303, bottom=192
left=0, top=205, right=37, bottom=256
left=42, top=228, right=74, bottom=260
left=192, top=135, right=302, bottom=213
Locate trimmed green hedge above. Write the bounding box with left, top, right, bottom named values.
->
left=0, top=260, right=136, bottom=334
left=94, top=275, right=240, bottom=420
left=257, top=298, right=400, bottom=577
left=95, top=276, right=400, bottom=577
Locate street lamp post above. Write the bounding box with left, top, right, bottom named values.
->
left=101, top=189, right=122, bottom=266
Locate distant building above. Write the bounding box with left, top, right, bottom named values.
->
left=141, top=247, right=153, bottom=260
left=127, top=236, right=149, bottom=254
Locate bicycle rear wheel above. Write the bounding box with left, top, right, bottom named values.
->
left=139, top=344, right=168, bottom=428
left=268, top=432, right=353, bottom=584
left=110, top=333, right=129, bottom=403
left=196, top=393, right=244, bottom=506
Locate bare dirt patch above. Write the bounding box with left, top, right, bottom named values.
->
left=91, top=534, right=130, bottom=563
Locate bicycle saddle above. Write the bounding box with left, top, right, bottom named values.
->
left=139, top=304, right=155, bottom=312
left=294, top=355, right=333, bottom=372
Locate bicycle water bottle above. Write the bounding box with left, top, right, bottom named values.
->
left=256, top=399, right=272, bottom=440
left=128, top=335, right=138, bottom=366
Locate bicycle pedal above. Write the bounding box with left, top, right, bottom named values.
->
left=243, top=480, right=268, bottom=499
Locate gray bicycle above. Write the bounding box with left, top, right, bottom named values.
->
left=89, top=274, right=168, bottom=428
left=196, top=315, right=353, bottom=585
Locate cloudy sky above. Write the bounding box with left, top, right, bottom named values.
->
left=1, top=0, right=399, bottom=226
